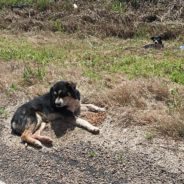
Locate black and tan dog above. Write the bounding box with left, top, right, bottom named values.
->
left=144, top=36, right=164, bottom=49
left=11, top=81, right=105, bottom=148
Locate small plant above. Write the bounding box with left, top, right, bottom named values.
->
left=144, top=132, right=154, bottom=140
left=0, top=107, right=8, bottom=119
left=53, top=19, right=63, bottom=32
left=167, top=88, right=184, bottom=110
left=111, top=0, right=125, bottom=13
left=88, top=150, right=97, bottom=158
left=8, top=83, right=17, bottom=93
left=171, top=71, right=184, bottom=85
left=36, top=0, right=51, bottom=11
left=23, top=65, right=46, bottom=82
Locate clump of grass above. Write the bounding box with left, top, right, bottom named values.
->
left=23, top=65, right=46, bottom=83
left=53, top=19, right=64, bottom=32
left=111, top=0, right=125, bottom=13
left=88, top=150, right=97, bottom=158
left=106, top=82, right=146, bottom=108
left=157, top=115, right=184, bottom=139
left=147, top=81, right=169, bottom=101
left=35, top=0, right=52, bottom=11
left=0, top=107, right=8, bottom=119
left=155, top=86, right=184, bottom=139
left=144, top=132, right=154, bottom=140
left=6, top=83, right=18, bottom=95
left=167, top=88, right=182, bottom=110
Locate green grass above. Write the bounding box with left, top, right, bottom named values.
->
left=144, top=132, right=155, bottom=140
left=111, top=0, right=125, bottom=13
left=0, top=107, right=8, bottom=118
left=23, top=65, right=46, bottom=81
left=0, top=34, right=183, bottom=83
left=0, top=0, right=32, bottom=7
left=0, top=36, right=66, bottom=64
left=88, top=150, right=97, bottom=158
left=0, top=0, right=54, bottom=10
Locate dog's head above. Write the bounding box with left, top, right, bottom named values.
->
left=151, top=36, right=163, bottom=45
left=50, top=81, right=80, bottom=113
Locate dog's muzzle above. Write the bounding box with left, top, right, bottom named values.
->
left=55, top=97, right=65, bottom=107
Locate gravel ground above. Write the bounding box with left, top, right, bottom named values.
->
left=1, top=107, right=184, bottom=184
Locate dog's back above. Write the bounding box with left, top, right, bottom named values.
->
left=11, top=93, right=51, bottom=134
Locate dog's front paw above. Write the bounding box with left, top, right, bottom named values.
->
left=98, top=107, right=106, bottom=112
left=90, top=127, right=100, bottom=134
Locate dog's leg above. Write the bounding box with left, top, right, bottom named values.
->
left=21, top=125, right=42, bottom=148
left=81, top=104, right=105, bottom=112
left=32, top=122, right=53, bottom=144
left=74, top=117, right=100, bottom=134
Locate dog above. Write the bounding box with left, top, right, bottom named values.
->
left=11, top=80, right=105, bottom=148
left=144, top=36, right=164, bottom=49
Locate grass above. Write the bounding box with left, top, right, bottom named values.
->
left=0, top=0, right=54, bottom=10
left=23, top=65, right=46, bottom=82
left=88, top=150, right=97, bottom=158
left=0, top=107, right=8, bottom=118
left=144, top=132, right=155, bottom=141
left=111, top=0, right=126, bottom=13
left=0, top=32, right=184, bottom=139
left=0, top=34, right=183, bottom=83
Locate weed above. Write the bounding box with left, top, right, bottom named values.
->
left=23, top=65, right=45, bottom=82
left=0, top=107, right=8, bottom=119
left=158, top=117, right=184, bottom=139
left=53, top=19, right=63, bottom=32
left=8, top=83, right=17, bottom=93
left=167, top=88, right=184, bottom=110
left=111, top=0, right=125, bottom=13
left=88, top=150, right=96, bottom=158
left=36, top=0, right=51, bottom=11
left=144, top=132, right=154, bottom=140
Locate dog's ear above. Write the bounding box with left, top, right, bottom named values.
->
left=50, top=87, right=54, bottom=99
left=157, top=36, right=162, bottom=41
left=150, top=36, right=155, bottom=41
left=67, top=81, right=77, bottom=89
left=50, top=86, right=53, bottom=94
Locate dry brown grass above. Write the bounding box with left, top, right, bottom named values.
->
left=84, top=77, right=184, bottom=139
left=0, top=31, right=184, bottom=140
left=0, top=1, right=183, bottom=39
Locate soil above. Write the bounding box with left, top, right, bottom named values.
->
left=1, top=90, right=184, bottom=184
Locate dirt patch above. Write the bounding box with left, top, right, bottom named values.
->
left=1, top=100, right=184, bottom=184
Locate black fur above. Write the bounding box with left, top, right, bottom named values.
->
left=11, top=81, right=80, bottom=135
left=144, top=36, right=164, bottom=49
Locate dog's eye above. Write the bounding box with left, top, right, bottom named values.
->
left=53, top=91, right=57, bottom=96
left=58, top=90, right=62, bottom=94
